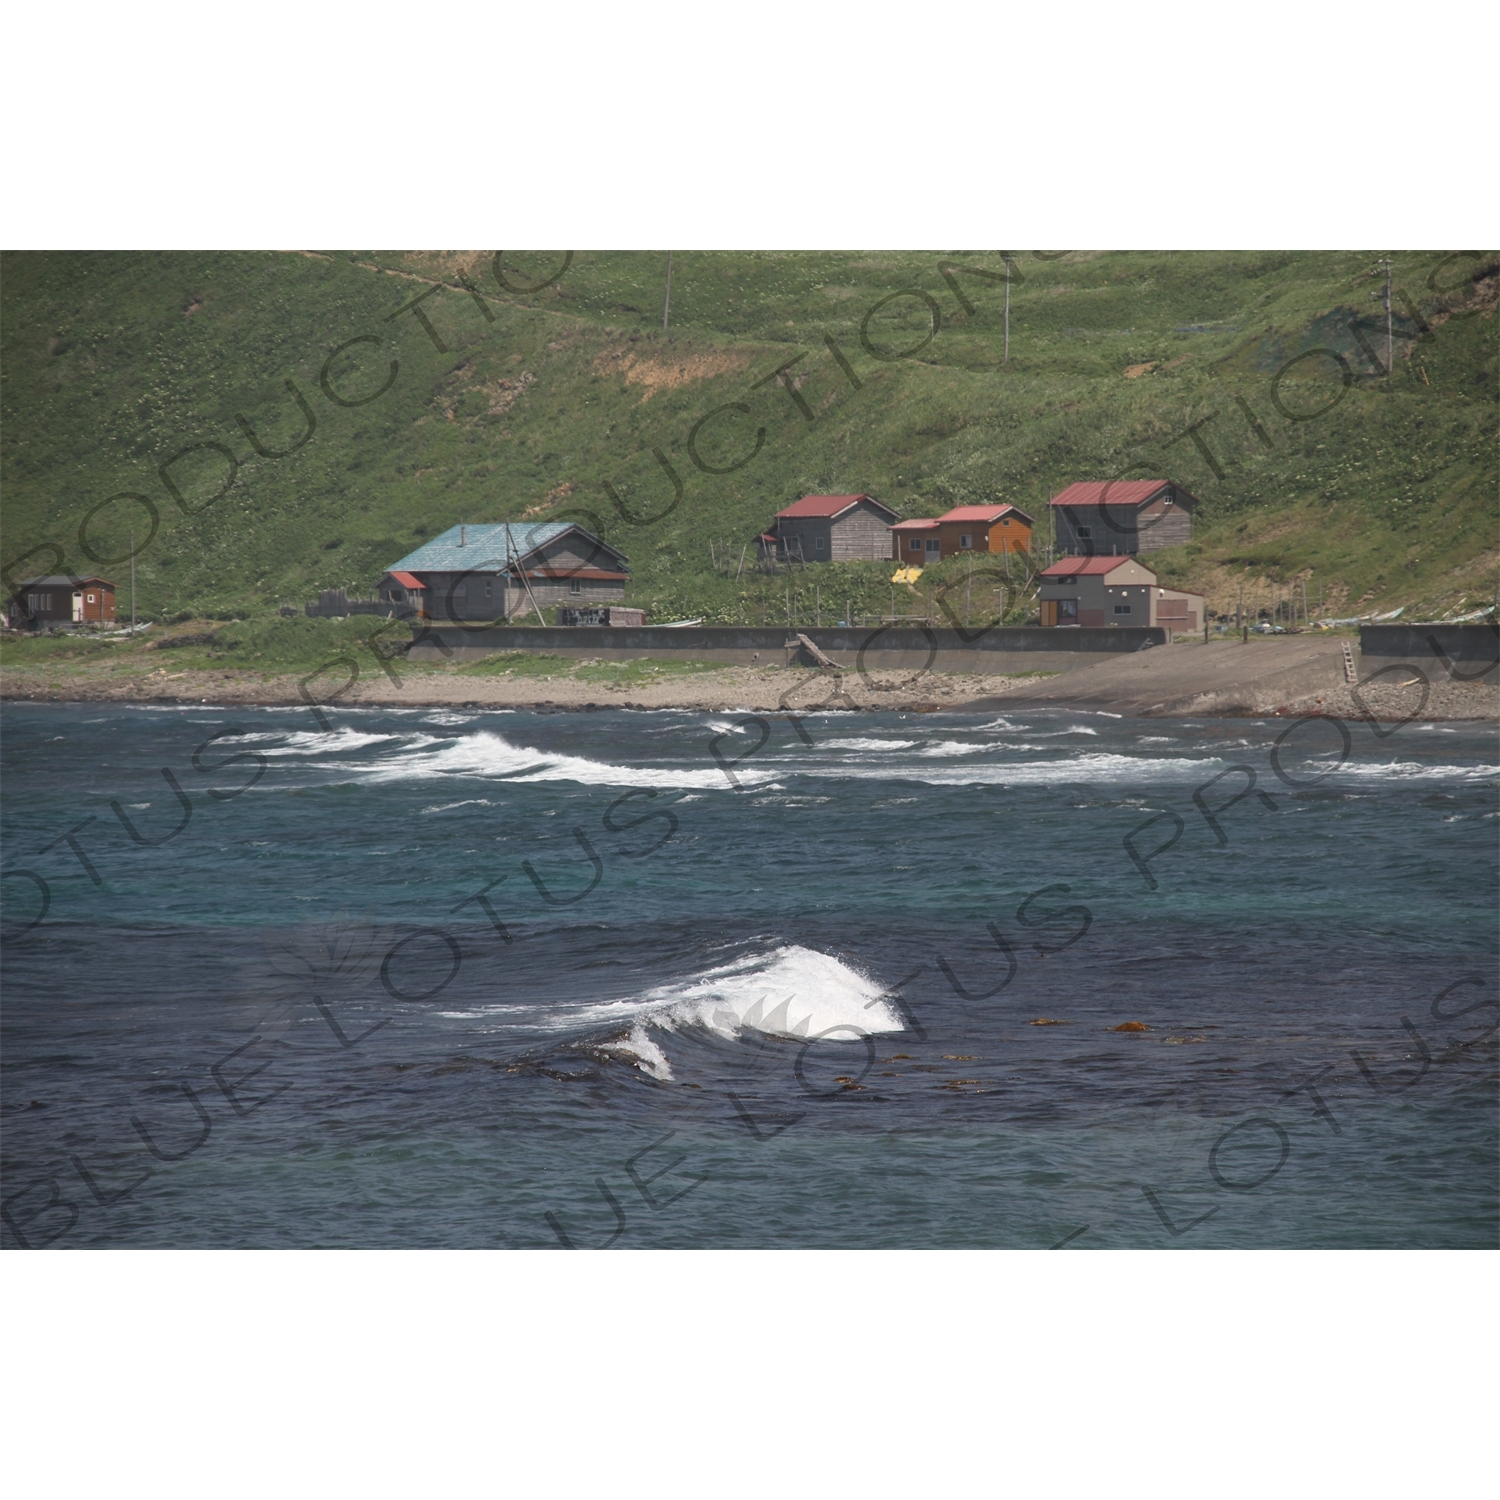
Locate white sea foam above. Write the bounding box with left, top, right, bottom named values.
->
left=817, top=738, right=918, bottom=752
left=830, top=751, right=1226, bottom=786
left=917, top=740, right=990, bottom=757
left=220, top=727, right=408, bottom=754
left=345, top=729, right=760, bottom=790
left=579, top=945, right=903, bottom=1080
left=1307, top=760, right=1496, bottom=782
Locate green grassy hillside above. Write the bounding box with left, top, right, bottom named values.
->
left=3, top=249, right=1495, bottom=635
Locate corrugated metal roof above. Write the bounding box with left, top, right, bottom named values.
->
left=776, top=493, right=897, bottom=519
left=939, top=504, right=1036, bottom=525
left=385, top=523, right=604, bottom=573
left=1039, top=556, right=1155, bottom=578
left=777, top=494, right=867, bottom=518
left=1050, top=481, right=1172, bottom=507
left=388, top=571, right=424, bottom=589
left=891, top=517, right=940, bottom=531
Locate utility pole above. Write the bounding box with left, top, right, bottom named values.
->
left=1381, top=256, right=1393, bottom=376
left=1003, top=254, right=1013, bottom=364
left=1374, top=256, right=1393, bottom=376
left=130, top=530, right=136, bottom=633
left=663, top=252, right=673, bottom=331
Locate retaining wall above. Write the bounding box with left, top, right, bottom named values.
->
left=405, top=623, right=1168, bottom=674
left=1360, top=622, right=1499, bottom=678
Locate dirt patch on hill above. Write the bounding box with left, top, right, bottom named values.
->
left=592, top=343, right=759, bottom=400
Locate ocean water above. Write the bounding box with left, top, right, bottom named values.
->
left=2, top=699, right=1495, bottom=1249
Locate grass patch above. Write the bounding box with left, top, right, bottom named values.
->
left=457, top=652, right=583, bottom=678
left=455, top=652, right=728, bottom=686
left=573, top=657, right=724, bottom=684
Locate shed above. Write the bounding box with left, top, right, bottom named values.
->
left=769, top=494, right=897, bottom=563
left=379, top=523, right=630, bottom=623
left=7, top=575, right=116, bottom=628
left=1038, top=556, right=1204, bottom=631
left=1049, top=480, right=1198, bottom=555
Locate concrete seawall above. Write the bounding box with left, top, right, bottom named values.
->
left=1361, top=622, right=1499, bottom=678
left=406, top=623, right=1167, bottom=674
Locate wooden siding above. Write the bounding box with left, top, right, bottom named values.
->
left=1054, top=488, right=1192, bottom=555
left=829, top=503, right=894, bottom=560
left=777, top=499, right=893, bottom=562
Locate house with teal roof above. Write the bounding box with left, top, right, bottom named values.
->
left=378, top=522, right=630, bottom=623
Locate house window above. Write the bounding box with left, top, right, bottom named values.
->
left=909, top=538, right=922, bottom=552
left=1058, top=600, right=1078, bottom=619
left=1114, top=604, right=1131, bottom=614
left=87, top=594, right=96, bottom=603
left=570, top=578, right=582, bottom=594
left=1001, top=518, right=1010, bottom=526
left=815, top=535, right=826, bottom=551
left=959, top=534, right=972, bottom=549
left=925, top=539, right=940, bottom=554
left=1075, top=525, right=1092, bottom=538
left=484, top=579, right=492, bottom=598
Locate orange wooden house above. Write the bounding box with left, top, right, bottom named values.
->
left=890, top=504, right=1033, bottom=564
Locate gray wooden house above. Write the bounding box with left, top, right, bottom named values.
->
left=763, top=494, right=898, bottom=563
left=1049, top=481, right=1198, bottom=556
left=379, top=522, right=630, bottom=622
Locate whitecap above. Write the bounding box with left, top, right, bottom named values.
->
left=917, top=740, right=990, bottom=757
left=817, top=738, right=918, bottom=752
left=579, top=945, right=903, bottom=1081
left=343, top=729, right=764, bottom=790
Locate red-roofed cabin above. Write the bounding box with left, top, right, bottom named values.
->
left=768, top=493, right=897, bottom=563
left=936, top=503, right=1033, bottom=559
left=1049, top=480, right=1197, bottom=555
left=378, top=571, right=427, bottom=615
left=1037, top=555, right=1203, bottom=631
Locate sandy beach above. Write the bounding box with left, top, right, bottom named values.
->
left=4, top=656, right=1495, bottom=720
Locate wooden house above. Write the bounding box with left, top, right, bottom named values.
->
left=1049, top=480, right=1198, bottom=555
left=1037, top=556, right=1204, bottom=631
left=6, top=575, right=116, bottom=628
left=936, top=504, right=1033, bottom=558
left=766, top=494, right=897, bottom=563
left=379, top=522, right=630, bottom=623
left=891, top=518, right=941, bottom=566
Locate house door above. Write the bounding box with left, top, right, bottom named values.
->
left=72, top=591, right=84, bottom=622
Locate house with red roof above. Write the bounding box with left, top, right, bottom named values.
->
left=1049, top=480, right=1198, bottom=555
left=1037, top=555, right=1204, bottom=632
left=890, top=503, right=1033, bottom=566
left=764, top=494, right=898, bottom=563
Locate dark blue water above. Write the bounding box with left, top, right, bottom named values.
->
left=2, top=699, right=1495, bottom=1248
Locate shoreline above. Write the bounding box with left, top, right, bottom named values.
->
left=4, top=663, right=1496, bottom=721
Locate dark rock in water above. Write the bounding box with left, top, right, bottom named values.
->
left=1112, top=1021, right=1151, bottom=1032
left=1030, top=1018, right=1068, bottom=1026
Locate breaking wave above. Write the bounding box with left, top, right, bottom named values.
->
left=343, top=730, right=761, bottom=790
left=580, top=945, right=903, bottom=1080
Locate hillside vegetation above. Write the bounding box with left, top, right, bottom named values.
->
left=3, top=249, right=1495, bottom=636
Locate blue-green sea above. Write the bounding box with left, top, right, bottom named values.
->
left=2, top=699, right=1495, bottom=1248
